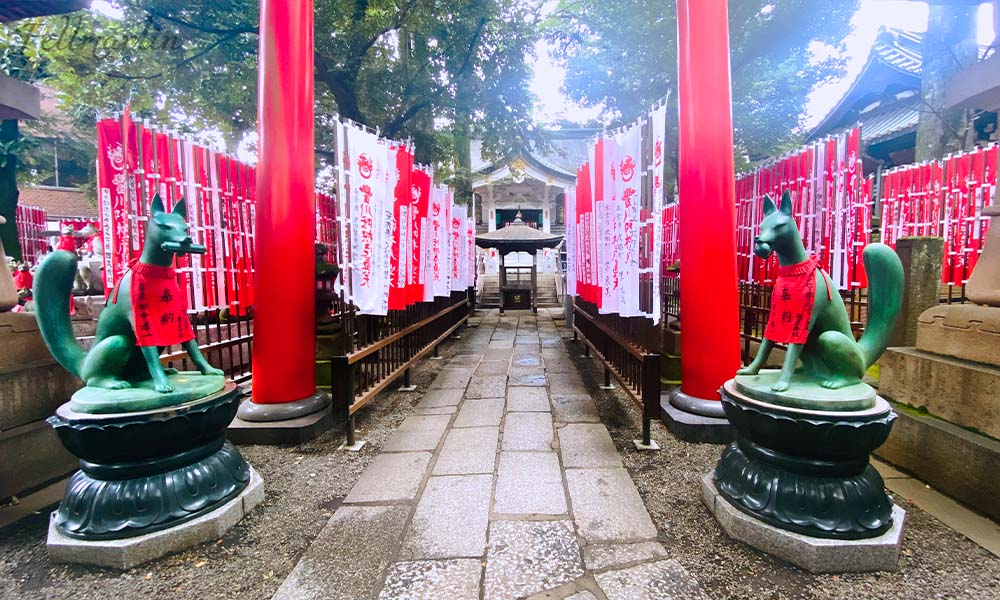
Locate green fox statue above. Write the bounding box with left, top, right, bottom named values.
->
left=737, top=190, right=903, bottom=393
left=34, top=195, right=223, bottom=395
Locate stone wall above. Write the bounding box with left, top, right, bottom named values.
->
left=0, top=312, right=78, bottom=500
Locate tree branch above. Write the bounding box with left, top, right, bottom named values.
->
left=146, top=10, right=257, bottom=36
left=383, top=100, right=431, bottom=137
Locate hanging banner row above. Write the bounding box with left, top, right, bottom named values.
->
left=96, top=114, right=262, bottom=315
left=565, top=101, right=669, bottom=324
left=880, top=144, right=997, bottom=285
left=96, top=112, right=474, bottom=317
left=334, top=121, right=475, bottom=316
left=735, top=127, right=871, bottom=290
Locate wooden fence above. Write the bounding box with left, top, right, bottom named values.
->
left=572, top=298, right=659, bottom=446
left=327, top=291, right=470, bottom=445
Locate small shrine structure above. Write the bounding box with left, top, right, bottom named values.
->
left=475, top=210, right=562, bottom=313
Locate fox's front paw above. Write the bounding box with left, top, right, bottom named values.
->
left=771, top=380, right=790, bottom=393
left=163, top=367, right=179, bottom=375
left=736, top=366, right=758, bottom=376
left=201, top=366, right=225, bottom=377
left=154, top=380, right=174, bottom=393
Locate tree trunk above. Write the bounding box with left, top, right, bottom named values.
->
left=0, top=120, right=21, bottom=262
left=915, top=5, right=979, bottom=161
left=453, top=71, right=474, bottom=207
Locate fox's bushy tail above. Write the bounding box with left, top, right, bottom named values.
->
left=33, top=251, right=86, bottom=378
left=858, top=243, right=904, bottom=368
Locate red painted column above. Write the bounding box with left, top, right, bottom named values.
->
left=675, top=0, right=741, bottom=402
left=250, top=0, right=316, bottom=406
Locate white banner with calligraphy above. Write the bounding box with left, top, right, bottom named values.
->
left=649, top=103, right=667, bottom=324
left=347, top=125, right=391, bottom=315
left=614, top=124, right=642, bottom=317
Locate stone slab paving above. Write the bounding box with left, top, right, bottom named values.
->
left=427, top=368, right=473, bottom=389
left=494, top=452, right=567, bottom=515
left=344, top=452, right=432, bottom=503
left=272, top=505, right=409, bottom=600
left=454, top=398, right=505, bottom=427
left=502, top=412, right=555, bottom=451
left=594, top=560, right=710, bottom=600
left=433, top=427, right=499, bottom=475
left=551, top=394, right=601, bottom=423
left=272, top=310, right=705, bottom=600
left=566, top=468, right=659, bottom=543
left=484, top=520, right=584, bottom=600
left=558, top=423, right=624, bottom=469
left=507, top=386, right=551, bottom=412
left=382, top=414, right=451, bottom=452
left=379, top=559, right=482, bottom=600
left=415, top=388, right=464, bottom=409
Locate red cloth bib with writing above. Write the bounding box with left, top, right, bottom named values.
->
left=764, top=258, right=831, bottom=345
left=129, top=262, right=195, bottom=347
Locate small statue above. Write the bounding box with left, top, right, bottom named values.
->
left=315, top=242, right=342, bottom=336
left=737, top=191, right=903, bottom=406
left=35, top=195, right=223, bottom=410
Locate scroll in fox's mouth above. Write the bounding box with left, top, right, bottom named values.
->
left=160, top=240, right=207, bottom=254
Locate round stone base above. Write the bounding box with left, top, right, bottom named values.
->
left=715, top=379, right=897, bottom=540
left=702, top=474, right=904, bottom=573
left=236, top=389, right=331, bottom=422
left=48, top=383, right=251, bottom=540
left=48, top=467, right=264, bottom=570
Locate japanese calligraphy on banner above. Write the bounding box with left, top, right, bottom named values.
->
left=734, top=127, right=870, bottom=290
left=881, top=143, right=997, bottom=284
left=428, top=185, right=452, bottom=298
left=649, top=103, right=667, bottom=324
left=95, top=111, right=341, bottom=317
left=96, top=118, right=131, bottom=291
left=343, top=124, right=396, bottom=315
left=564, top=188, right=576, bottom=297
left=333, top=119, right=466, bottom=314
left=614, top=123, right=642, bottom=317
left=451, top=203, right=468, bottom=292
left=569, top=96, right=667, bottom=324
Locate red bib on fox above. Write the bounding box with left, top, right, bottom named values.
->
left=129, top=261, right=195, bottom=347
left=764, top=257, right=831, bottom=345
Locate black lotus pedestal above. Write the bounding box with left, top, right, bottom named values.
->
left=703, top=379, right=905, bottom=572
left=46, top=383, right=264, bottom=569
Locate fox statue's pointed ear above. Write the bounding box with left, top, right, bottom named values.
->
left=780, top=190, right=793, bottom=216
left=151, top=194, right=165, bottom=215
left=762, top=194, right=777, bottom=216
left=172, top=198, right=188, bottom=220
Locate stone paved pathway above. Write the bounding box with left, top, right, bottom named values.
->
left=273, top=310, right=708, bottom=600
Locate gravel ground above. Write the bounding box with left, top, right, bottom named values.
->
left=0, top=335, right=466, bottom=600
left=565, top=332, right=1000, bottom=600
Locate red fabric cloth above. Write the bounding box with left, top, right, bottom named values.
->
left=13, top=270, right=32, bottom=290
left=129, top=262, right=195, bottom=347
left=56, top=235, right=77, bottom=253
left=764, top=258, right=831, bottom=344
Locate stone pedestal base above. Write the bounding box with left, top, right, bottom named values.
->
left=660, top=389, right=733, bottom=444
left=702, top=474, right=905, bottom=573
left=48, top=467, right=264, bottom=570
left=874, top=399, right=1000, bottom=521
left=229, top=390, right=333, bottom=445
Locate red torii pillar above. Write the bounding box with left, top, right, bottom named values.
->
left=235, top=0, right=331, bottom=437
left=665, top=0, right=741, bottom=441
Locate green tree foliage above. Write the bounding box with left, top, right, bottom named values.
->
left=546, top=0, right=858, bottom=167
left=1, top=1, right=542, bottom=177
left=914, top=4, right=981, bottom=161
